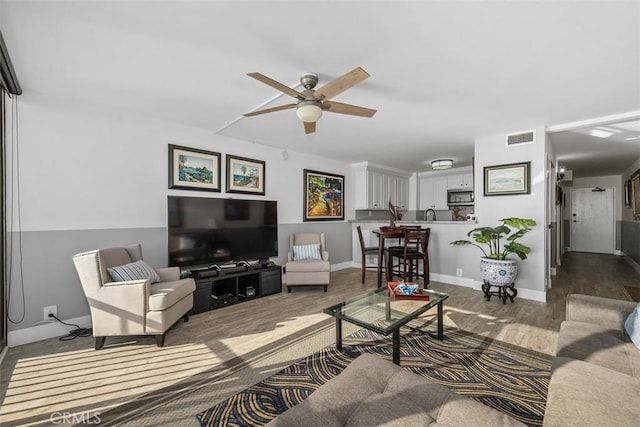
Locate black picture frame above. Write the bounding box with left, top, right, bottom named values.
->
left=631, top=169, right=640, bottom=219
left=168, top=144, right=221, bottom=192
left=303, top=169, right=345, bottom=221
left=225, top=154, right=266, bottom=195
left=483, top=161, right=531, bottom=196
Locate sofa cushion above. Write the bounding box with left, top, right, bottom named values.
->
left=543, top=357, right=640, bottom=427
left=624, top=303, right=640, bottom=349
left=108, top=260, right=161, bottom=284
left=556, top=320, right=638, bottom=376
left=148, top=278, right=196, bottom=311
left=286, top=259, right=330, bottom=272
left=265, top=353, right=525, bottom=426
left=292, top=243, right=322, bottom=261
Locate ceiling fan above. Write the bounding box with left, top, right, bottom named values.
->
left=243, top=67, right=377, bottom=134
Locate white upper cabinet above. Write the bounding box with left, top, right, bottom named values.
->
left=354, top=164, right=411, bottom=210
left=447, top=173, right=474, bottom=189
left=419, top=176, right=448, bottom=210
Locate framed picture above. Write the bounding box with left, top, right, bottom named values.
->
left=631, top=170, right=640, bottom=219
left=555, top=182, right=563, bottom=205
left=624, top=179, right=631, bottom=206
left=483, top=161, right=531, bottom=196
left=168, top=144, right=221, bottom=192
left=303, top=169, right=344, bottom=221
left=226, top=155, right=266, bottom=195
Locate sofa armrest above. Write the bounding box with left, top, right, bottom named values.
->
left=155, top=266, right=180, bottom=282
left=565, top=294, right=636, bottom=330
left=322, top=251, right=329, bottom=262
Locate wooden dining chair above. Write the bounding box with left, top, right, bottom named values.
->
left=357, top=226, right=383, bottom=284
left=387, top=227, right=431, bottom=286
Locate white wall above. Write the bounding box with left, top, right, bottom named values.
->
left=473, top=126, right=547, bottom=298
left=8, top=101, right=356, bottom=232
left=4, top=97, right=356, bottom=339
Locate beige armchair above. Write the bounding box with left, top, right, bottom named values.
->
left=285, top=233, right=330, bottom=292
left=73, top=244, right=195, bottom=349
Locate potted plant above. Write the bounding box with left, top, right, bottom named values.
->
left=450, top=217, right=536, bottom=287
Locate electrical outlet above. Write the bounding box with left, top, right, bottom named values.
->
left=456, top=268, right=462, bottom=277
left=44, top=305, right=57, bottom=321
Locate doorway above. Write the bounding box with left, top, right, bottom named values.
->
left=570, top=187, right=615, bottom=254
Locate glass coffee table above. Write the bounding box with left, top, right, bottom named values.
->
left=323, top=287, right=449, bottom=365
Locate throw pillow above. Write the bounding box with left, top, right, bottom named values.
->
left=108, top=260, right=161, bottom=283
left=624, top=303, right=640, bottom=350
left=292, top=243, right=322, bottom=261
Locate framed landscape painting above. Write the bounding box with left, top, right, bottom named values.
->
left=226, top=155, right=266, bottom=195
left=168, top=144, right=221, bottom=192
left=631, top=170, right=640, bottom=219
left=484, top=162, right=531, bottom=196
left=303, top=169, right=344, bottom=221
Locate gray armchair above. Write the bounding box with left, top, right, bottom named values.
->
left=73, top=244, right=195, bottom=349
left=285, top=233, right=331, bottom=292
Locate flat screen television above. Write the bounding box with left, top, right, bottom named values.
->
left=168, top=196, right=278, bottom=268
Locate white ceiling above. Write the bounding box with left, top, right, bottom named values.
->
left=2, top=1, right=639, bottom=176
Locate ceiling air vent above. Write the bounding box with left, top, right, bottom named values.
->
left=506, top=130, right=535, bottom=146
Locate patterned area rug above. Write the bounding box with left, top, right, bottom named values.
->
left=196, top=328, right=551, bottom=427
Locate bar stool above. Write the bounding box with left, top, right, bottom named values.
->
left=387, top=227, right=431, bottom=286
left=357, top=226, right=383, bottom=284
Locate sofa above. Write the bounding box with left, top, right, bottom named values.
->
left=543, top=294, right=640, bottom=426
left=265, top=353, right=525, bottom=426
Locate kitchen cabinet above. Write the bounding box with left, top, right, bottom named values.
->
left=385, top=175, right=409, bottom=210
left=447, top=173, right=474, bottom=189
left=355, top=165, right=411, bottom=209
left=367, top=171, right=386, bottom=209
left=420, top=176, right=448, bottom=210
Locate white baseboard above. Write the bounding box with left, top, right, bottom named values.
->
left=331, top=261, right=353, bottom=272
left=8, top=315, right=92, bottom=347
left=622, top=252, right=640, bottom=275
left=430, top=272, right=480, bottom=290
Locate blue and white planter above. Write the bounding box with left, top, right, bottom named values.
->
left=480, top=258, right=518, bottom=287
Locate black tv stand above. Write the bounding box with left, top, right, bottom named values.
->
left=189, top=264, right=282, bottom=314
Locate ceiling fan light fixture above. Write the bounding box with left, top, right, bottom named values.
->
left=431, top=159, right=453, bottom=170
left=296, top=101, right=323, bottom=123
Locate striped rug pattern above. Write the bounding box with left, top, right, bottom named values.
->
left=196, top=328, right=551, bottom=427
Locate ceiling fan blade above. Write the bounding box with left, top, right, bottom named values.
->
left=247, top=72, right=304, bottom=99
left=314, top=67, right=370, bottom=100
left=304, top=121, right=316, bottom=134
left=323, top=101, right=377, bottom=118
left=243, top=103, right=296, bottom=117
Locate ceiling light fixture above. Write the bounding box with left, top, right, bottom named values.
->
left=431, top=159, right=453, bottom=170
left=557, top=166, right=565, bottom=180
left=296, top=100, right=323, bottom=123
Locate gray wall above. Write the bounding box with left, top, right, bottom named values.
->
left=621, top=220, right=640, bottom=264
left=7, top=223, right=352, bottom=332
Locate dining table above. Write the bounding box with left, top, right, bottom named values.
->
left=371, top=227, right=405, bottom=288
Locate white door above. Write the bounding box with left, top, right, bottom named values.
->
left=570, top=188, right=614, bottom=254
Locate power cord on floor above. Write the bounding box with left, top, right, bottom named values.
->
left=48, top=313, right=93, bottom=341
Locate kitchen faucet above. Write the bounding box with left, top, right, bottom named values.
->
left=424, top=209, right=436, bottom=221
